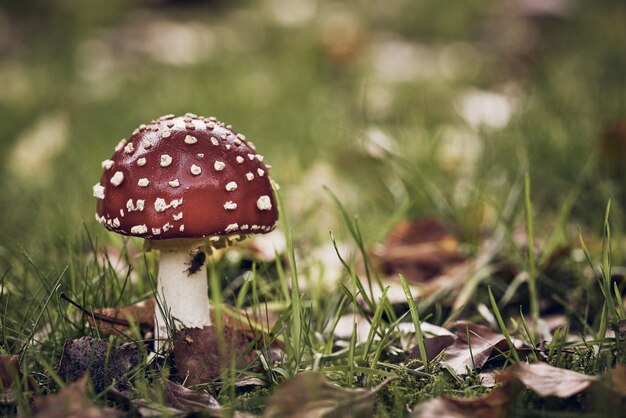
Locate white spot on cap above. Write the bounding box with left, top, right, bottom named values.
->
left=224, top=201, right=237, bottom=210
left=168, top=179, right=180, bottom=188
left=112, top=218, right=120, bottom=228
left=160, top=155, right=172, bottom=167
left=246, top=172, right=254, bottom=181
left=137, top=158, right=147, bottom=166
left=211, top=137, right=219, bottom=146
left=171, top=198, right=183, bottom=208
left=142, top=139, right=152, bottom=149
left=247, top=154, right=255, bottom=160
left=271, top=179, right=280, bottom=190
left=214, top=161, right=225, bottom=171
left=207, top=122, right=216, bottom=130
left=251, top=225, right=260, bottom=231
left=152, top=228, right=161, bottom=235
left=190, top=164, right=202, bottom=175
left=120, top=209, right=124, bottom=217
left=255, top=154, right=264, bottom=162
left=241, top=224, right=249, bottom=230
left=163, top=222, right=173, bottom=232
left=225, top=223, right=239, bottom=233
left=161, top=131, right=171, bottom=138
left=155, top=198, right=168, bottom=212
left=225, top=181, right=238, bottom=191
left=131, top=225, right=148, bottom=234
left=185, top=135, right=197, bottom=144
left=138, top=178, right=149, bottom=187
left=237, top=133, right=246, bottom=141
left=126, top=199, right=145, bottom=212
left=101, top=160, right=114, bottom=170
left=236, top=156, right=244, bottom=164
left=257, top=168, right=265, bottom=177
left=173, top=212, right=183, bottom=221
left=179, top=225, right=185, bottom=232
left=225, top=144, right=231, bottom=150
left=257, top=195, right=272, bottom=211
left=92, top=183, right=105, bottom=199
left=110, top=171, right=124, bottom=186
left=124, top=142, right=134, bottom=154
left=115, top=139, right=127, bottom=151
left=197, top=153, right=204, bottom=158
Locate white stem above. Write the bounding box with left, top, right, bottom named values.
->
left=154, top=245, right=211, bottom=351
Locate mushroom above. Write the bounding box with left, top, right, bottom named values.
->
left=92, top=113, right=278, bottom=349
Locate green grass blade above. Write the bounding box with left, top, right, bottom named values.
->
left=488, top=286, right=520, bottom=363
left=399, top=275, right=429, bottom=373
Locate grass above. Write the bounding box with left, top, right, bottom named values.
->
left=1, top=0, right=626, bottom=416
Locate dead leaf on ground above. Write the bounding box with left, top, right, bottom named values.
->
left=504, top=362, right=598, bottom=398
left=411, top=384, right=511, bottom=418
left=0, top=355, right=20, bottom=405
left=441, top=322, right=527, bottom=375
left=88, top=299, right=155, bottom=336
left=406, top=335, right=456, bottom=365
left=173, top=325, right=257, bottom=386
left=372, top=219, right=466, bottom=284
left=159, top=378, right=220, bottom=411
left=58, top=337, right=139, bottom=393
left=31, top=375, right=122, bottom=418
left=0, top=355, right=19, bottom=389
left=263, top=373, right=395, bottom=418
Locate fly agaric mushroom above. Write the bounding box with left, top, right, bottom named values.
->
left=92, top=113, right=278, bottom=349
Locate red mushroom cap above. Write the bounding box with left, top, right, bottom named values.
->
left=93, top=113, right=278, bottom=239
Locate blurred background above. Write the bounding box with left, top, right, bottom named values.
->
left=0, top=0, right=625, bottom=265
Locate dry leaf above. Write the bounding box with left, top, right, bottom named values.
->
left=263, top=373, right=394, bottom=418
left=441, top=322, right=513, bottom=374
left=58, top=337, right=139, bottom=393
left=406, top=335, right=456, bottom=364
left=32, top=376, right=122, bottom=418
left=160, top=378, right=220, bottom=411
left=173, top=325, right=257, bottom=386
left=411, top=385, right=510, bottom=418
left=88, top=299, right=155, bottom=336
left=504, top=362, right=598, bottom=398
left=373, top=219, right=465, bottom=284
left=0, top=355, right=19, bottom=388
left=0, top=355, right=20, bottom=405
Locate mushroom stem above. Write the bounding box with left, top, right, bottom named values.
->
left=154, top=243, right=211, bottom=350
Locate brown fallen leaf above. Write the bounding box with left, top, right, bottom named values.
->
left=414, top=362, right=625, bottom=418
left=83, top=296, right=281, bottom=347
left=504, top=362, right=599, bottom=398
left=0, top=355, right=20, bottom=405
left=58, top=337, right=139, bottom=393
left=441, top=321, right=528, bottom=375
left=406, top=335, right=456, bottom=365
left=159, top=378, right=220, bottom=412
left=263, top=373, right=395, bottom=418
left=411, top=385, right=511, bottom=418
left=372, top=219, right=466, bottom=284
left=31, top=375, right=122, bottom=418
left=172, top=325, right=257, bottom=386
left=0, top=355, right=19, bottom=389
left=89, top=299, right=156, bottom=336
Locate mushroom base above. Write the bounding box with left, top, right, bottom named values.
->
left=153, top=242, right=211, bottom=350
